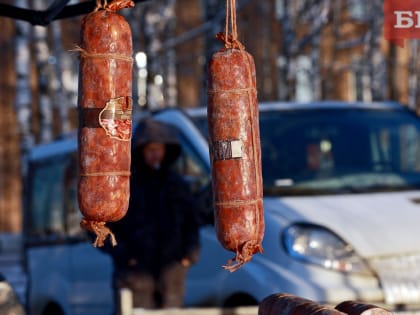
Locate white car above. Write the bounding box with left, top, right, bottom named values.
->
left=22, top=101, right=420, bottom=315
left=183, top=101, right=420, bottom=312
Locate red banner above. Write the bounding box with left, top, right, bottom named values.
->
left=384, top=0, right=420, bottom=47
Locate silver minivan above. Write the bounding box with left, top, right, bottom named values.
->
left=23, top=101, right=420, bottom=314
left=186, top=101, right=420, bottom=312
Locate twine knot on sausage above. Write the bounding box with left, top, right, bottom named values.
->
left=224, top=240, right=264, bottom=272
left=81, top=219, right=117, bottom=247
left=216, top=32, right=245, bottom=50
left=94, top=0, right=135, bottom=12
left=217, top=0, right=245, bottom=50
left=72, top=46, right=134, bottom=63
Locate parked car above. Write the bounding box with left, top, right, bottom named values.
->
left=23, top=109, right=210, bottom=315
left=184, top=101, right=420, bottom=312
left=21, top=101, right=420, bottom=315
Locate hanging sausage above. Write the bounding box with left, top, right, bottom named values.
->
left=207, top=0, right=264, bottom=271
left=77, top=0, right=134, bottom=247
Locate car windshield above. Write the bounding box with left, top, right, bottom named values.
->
left=190, top=107, right=420, bottom=195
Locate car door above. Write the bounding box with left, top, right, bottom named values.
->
left=26, top=145, right=114, bottom=315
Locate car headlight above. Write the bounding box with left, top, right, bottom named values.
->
left=282, top=223, right=373, bottom=276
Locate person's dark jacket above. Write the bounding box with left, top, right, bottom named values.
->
left=106, top=118, right=201, bottom=273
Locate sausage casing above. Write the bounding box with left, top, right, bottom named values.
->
left=77, top=1, right=134, bottom=247
left=207, top=47, right=264, bottom=271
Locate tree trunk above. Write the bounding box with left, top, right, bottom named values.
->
left=14, top=0, right=34, bottom=174
left=31, top=0, right=53, bottom=143
left=163, top=0, right=177, bottom=107
left=51, top=20, right=71, bottom=134
left=408, top=40, right=419, bottom=111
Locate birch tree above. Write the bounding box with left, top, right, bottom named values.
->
left=14, top=0, right=34, bottom=175
left=276, top=0, right=332, bottom=101
left=31, top=0, right=73, bottom=139
left=407, top=40, right=420, bottom=111
left=127, top=4, right=144, bottom=110
left=275, top=0, right=292, bottom=100
left=163, top=0, right=177, bottom=108
left=274, top=0, right=392, bottom=102
left=31, top=0, right=54, bottom=143
left=359, top=0, right=385, bottom=101
left=51, top=19, right=71, bottom=134
left=142, top=0, right=178, bottom=109
left=202, top=0, right=224, bottom=103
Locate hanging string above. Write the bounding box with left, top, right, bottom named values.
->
left=217, top=0, right=244, bottom=50
left=94, top=0, right=108, bottom=11
left=225, top=0, right=238, bottom=44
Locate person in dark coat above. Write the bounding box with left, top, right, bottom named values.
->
left=106, top=118, right=201, bottom=311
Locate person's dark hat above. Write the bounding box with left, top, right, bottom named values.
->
left=132, top=118, right=182, bottom=167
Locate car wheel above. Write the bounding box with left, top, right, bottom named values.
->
left=223, top=293, right=258, bottom=307
left=43, top=303, right=65, bottom=315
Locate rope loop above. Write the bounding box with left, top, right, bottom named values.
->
left=94, top=0, right=108, bottom=11
left=94, top=0, right=134, bottom=12
left=218, top=0, right=244, bottom=50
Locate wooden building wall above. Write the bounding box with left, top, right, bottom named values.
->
left=0, top=17, right=22, bottom=231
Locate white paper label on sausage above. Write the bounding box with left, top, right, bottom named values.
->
left=212, top=140, right=243, bottom=160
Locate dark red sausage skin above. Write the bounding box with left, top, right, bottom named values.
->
left=77, top=1, right=134, bottom=247
left=207, top=42, right=264, bottom=271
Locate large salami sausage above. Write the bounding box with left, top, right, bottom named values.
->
left=77, top=0, right=134, bottom=247
left=258, top=293, right=346, bottom=315
left=207, top=9, right=265, bottom=270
